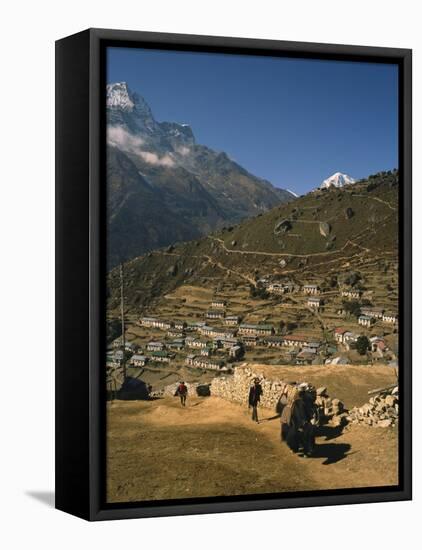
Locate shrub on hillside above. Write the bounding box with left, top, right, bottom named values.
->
left=356, top=335, right=370, bottom=355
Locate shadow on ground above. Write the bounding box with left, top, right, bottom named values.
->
left=26, top=491, right=55, bottom=508
left=316, top=425, right=345, bottom=441
left=309, top=442, right=352, bottom=465
left=260, top=414, right=280, bottom=423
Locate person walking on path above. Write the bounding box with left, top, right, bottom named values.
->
left=176, top=381, right=188, bottom=407
left=301, top=385, right=319, bottom=457
left=280, top=387, right=307, bottom=453
left=248, top=378, right=263, bottom=423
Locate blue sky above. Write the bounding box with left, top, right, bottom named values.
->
left=107, top=47, right=398, bottom=195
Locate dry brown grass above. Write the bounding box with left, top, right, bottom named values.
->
left=107, top=394, right=398, bottom=503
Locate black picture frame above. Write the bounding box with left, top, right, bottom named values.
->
left=55, top=28, right=412, bottom=521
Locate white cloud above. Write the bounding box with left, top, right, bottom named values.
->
left=175, top=145, right=191, bottom=156
left=138, top=151, right=175, bottom=167
left=107, top=125, right=175, bottom=166
left=107, top=126, right=144, bottom=152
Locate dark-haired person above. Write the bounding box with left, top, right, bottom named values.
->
left=248, top=378, right=263, bottom=423
left=176, top=381, right=188, bottom=407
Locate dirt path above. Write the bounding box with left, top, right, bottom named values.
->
left=208, top=235, right=370, bottom=259
left=352, top=194, right=397, bottom=211
left=203, top=254, right=256, bottom=285
left=107, top=396, right=398, bottom=503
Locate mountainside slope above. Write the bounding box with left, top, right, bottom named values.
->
left=107, top=170, right=398, bottom=311
left=106, top=82, right=294, bottom=266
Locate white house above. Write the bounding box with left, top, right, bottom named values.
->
left=224, top=315, right=241, bottom=326
left=361, top=307, right=384, bottom=319
left=238, top=323, right=274, bottom=336
left=206, top=310, right=225, bottom=320
left=147, top=341, right=165, bottom=352
left=211, top=299, right=227, bottom=309
left=341, top=289, right=361, bottom=299
left=307, top=297, right=321, bottom=308
left=334, top=328, right=347, bottom=343
left=303, top=284, right=320, bottom=295
left=130, top=354, right=148, bottom=367
left=382, top=313, right=398, bottom=324
left=358, top=315, right=375, bottom=327
left=140, top=317, right=173, bottom=330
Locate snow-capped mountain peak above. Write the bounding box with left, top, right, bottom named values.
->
left=106, top=82, right=135, bottom=111
left=320, top=172, right=356, bottom=189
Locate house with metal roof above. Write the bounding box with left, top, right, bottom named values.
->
left=303, top=284, right=320, bottom=295
left=151, top=350, right=175, bottom=363
left=146, top=341, right=165, bottom=352
left=358, top=315, right=375, bottom=327
left=238, top=323, right=274, bottom=336
left=130, top=354, right=148, bottom=367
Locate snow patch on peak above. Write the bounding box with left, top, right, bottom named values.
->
left=107, top=82, right=135, bottom=111
left=286, top=189, right=299, bottom=198
left=320, top=172, right=356, bottom=189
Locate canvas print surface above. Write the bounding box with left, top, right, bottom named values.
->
left=105, top=47, right=399, bottom=504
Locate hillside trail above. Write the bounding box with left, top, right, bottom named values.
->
left=208, top=235, right=370, bottom=259
left=352, top=194, right=397, bottom=211
left=107, top=395, right=398, bottom=501
left=203, top=254, right=257, bottom=285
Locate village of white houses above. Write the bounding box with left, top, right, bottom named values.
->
left=104, top=55, right=400, bottom=503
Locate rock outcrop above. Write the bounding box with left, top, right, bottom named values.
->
left=347, top=385, right=398, bottom=427
left=319, top=221, right=331, bottom=237
left=274, top=219, right=292, bottom=234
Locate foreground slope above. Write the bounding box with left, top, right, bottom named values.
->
left=107, top=393, right=398, bottom=502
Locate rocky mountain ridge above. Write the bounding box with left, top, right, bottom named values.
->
left=106, top=82, right=294, bottom=267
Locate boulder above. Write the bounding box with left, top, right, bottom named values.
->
left=377, top=419, right=393, bottom=428
left=167, top=264, right=178, bottom=276
left=274, top=219, right=292, bottom=234
left=196, top=384, right=211, bottom=397
left=331, top=413, right=349, bottom=427
left=319, top=221, right=331, bottom=237
left=344, top=207, right=354, bottom=219
left=384, top=395, right=397, bottom=407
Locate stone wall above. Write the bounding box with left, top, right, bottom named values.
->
left=210, top=365, right=348, bottom=426
left=151, top=381, right=210, bottom=398
left=155, top=365, right=397, bottom=429
left=210, top=365, right=397, bottom=429
left=210, top=365, right=292, bottom=411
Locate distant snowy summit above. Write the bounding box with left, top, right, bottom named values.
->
left=320, top=172, right=356, bottom=189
